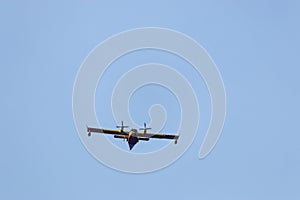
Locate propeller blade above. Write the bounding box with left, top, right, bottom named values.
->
left=139, top=122, right=151, bottom=130
left=116, top=121, right=128, bottom=129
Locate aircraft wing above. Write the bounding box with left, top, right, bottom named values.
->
left=87, top=126, right=128, bottom=136
left=136, top=132, right=179, bottom=140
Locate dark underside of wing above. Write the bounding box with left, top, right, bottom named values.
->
left=136, top=133, right=179, bottom=140
left=87, top=127, right=128, bottom=136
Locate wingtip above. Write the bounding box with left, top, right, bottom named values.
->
left=86, top=124, right=91, bottom=137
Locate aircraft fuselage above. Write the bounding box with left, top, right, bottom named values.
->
left=128, top=129, right=139, bottom=150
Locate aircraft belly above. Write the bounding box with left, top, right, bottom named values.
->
left=128, top=136, right=138, bottom=150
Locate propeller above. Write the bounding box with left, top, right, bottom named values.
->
left=116, top=121, right=128, bottom=132
left=139, top=122, right=151, bottom=134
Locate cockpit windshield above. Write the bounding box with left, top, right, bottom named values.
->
left=130, top=129, right=138, bottom=133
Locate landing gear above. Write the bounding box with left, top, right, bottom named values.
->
left=88, top=131, right=91, bottom=137
left=174, top=139, right=178, bottom=144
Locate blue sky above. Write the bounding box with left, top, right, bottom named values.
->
left=1, top=1, right=300, bottom=199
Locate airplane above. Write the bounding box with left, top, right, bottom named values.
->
left=87, top=121, right=179, bottom=150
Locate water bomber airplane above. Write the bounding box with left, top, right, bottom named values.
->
left=87, top=121, right=179, bottom=150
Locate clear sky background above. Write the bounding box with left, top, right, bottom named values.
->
left=1, top=1, right=300, bottom=199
